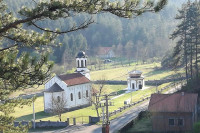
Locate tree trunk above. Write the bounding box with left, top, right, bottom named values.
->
left=96, top=107, right=99, bottom=117
left=59, top=114, right=62, bottom=121
left=195, top=35, right=199, bottom=78
left=190, top=44, right=193, bottom=79
left=183, top=18, right=188, bottom=83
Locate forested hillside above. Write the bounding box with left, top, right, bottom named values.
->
left=6, top=0, right=187, bottom=68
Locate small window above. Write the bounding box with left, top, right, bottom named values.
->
left=178, top=118, right=184, bottom=126
left=169, top=119, right=175, bottom=126
left=57, top=96, right=60, bottom=102
left=70, top=93, right=73, bottom=101
left=78, top=92, right=81, bottom=99
left=77, top=60, right=80, bottom=68
left=86, top=90, right=88, bottom=97
left=85, top=60, right=87, bottom=67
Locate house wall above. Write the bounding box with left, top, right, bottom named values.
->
left=107, top=50, right=115, bottom=58
left=44, top=76, right=91, bottom=112
left=99, top=50, right=115, bottom=58
left=151, top=112, right=194, bottom=132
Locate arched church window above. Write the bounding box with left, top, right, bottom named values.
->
left=57, top=96, right=60, bottom=102
left=86, top=90, right=88, bottom=97
left=85, top=60, right=87, bottom=67
left=81, top=60, right=84, bottom=68
left=78, top=92, right=81, bottom=99
left=71, top=93, right=73, bottom=101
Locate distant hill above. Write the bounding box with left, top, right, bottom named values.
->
left=4, top=0, right=190, bottom=66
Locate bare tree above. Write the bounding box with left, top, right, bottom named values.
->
left=89, top=78, right=106, bottom=117
left=50, top=93, right=67, bottom=121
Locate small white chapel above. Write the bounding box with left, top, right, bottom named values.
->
left=127, top=70, right=145, bottom=91
left=44, top=51, right=91, bottom=112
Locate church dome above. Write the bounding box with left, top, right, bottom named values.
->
left=76, top=51, right=87, bottom=58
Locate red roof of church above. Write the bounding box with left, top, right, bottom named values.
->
left=148, top=93, right=198, bottom=113
left=98, top=47, right=113, bottom=55
left=58, top=73, right=90, bottom=86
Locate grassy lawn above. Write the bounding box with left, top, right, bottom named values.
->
left=124, top=117, right=152, bottom=133
left=11, top=83, right=173, bottom=123
left=90, top=62, right=184, bottom=81
left=9, top=85, right=44, bottom=98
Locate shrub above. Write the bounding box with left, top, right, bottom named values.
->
left=194, top=122, right=200, bottom=133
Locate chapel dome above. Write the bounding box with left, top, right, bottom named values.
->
left=76, top=51, right=87, bottom=58
left=129, top=70, right=142, bottom=78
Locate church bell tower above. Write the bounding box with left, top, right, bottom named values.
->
left=76, top=51, right=90, bottom=79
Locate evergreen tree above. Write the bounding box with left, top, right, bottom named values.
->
left=170, top=2, right=190, bottom=82
left=170, top=1, right=200, bottom=82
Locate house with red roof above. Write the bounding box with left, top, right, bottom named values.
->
left=98, top=47, right=115, bottom=58
left=148, top=92, right=198, bottom=132
left=44, top=51, right=91, bottom=112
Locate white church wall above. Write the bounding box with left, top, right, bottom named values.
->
left=76, top=58, right=87, bottom=69
left=44, top=92, right=65, bottom=111
left=127, top=78, right=145, bottom=91
left=44, top=76, right=67, bottom=90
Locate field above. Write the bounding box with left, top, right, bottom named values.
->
left=10, top=62, right=182, bottom=123
left=11, top=82, right=173, bottom=123
left=90, top=62, right=183, bottom=81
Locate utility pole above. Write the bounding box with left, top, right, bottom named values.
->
left=102, top=107, right=105, bottom=125
left=102, top=94, right=113, bottom=133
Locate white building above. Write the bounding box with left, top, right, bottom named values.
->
left=98, top=47, right=115, bottom=59
left=44, top=51, right=91, bottom=112
left=127, top=70, right=145, bottom=91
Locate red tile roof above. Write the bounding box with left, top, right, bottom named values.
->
left=98, top=47, right=113, bottom=55
left=58, top=73, right=90, bottom=86
left=148, top=93, right=198, bottom=113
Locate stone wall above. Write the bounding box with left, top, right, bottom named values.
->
left=89, top=116, right=100, bottom=124
left=14, top=120, right=68, bottom=128
left=93, top=77, right=186, bottom=86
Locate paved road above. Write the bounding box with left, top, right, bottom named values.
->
left=34, top=85, right=181, bottom=133
left=37, top=101, right=149, bottom=133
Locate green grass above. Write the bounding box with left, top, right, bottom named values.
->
left=11, top=83, right=173, bottom=123
left=90, top=62, right=184, bottom=81
left=93, top=84, right=127, bottom=95
left=9, top=85, right=44, bottom=98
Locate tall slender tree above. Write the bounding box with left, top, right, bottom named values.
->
left=170, top=1, right=200, bottom=83
left=171, top=2, right=191, bottom=82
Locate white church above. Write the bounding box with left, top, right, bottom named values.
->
left=127, top=70, right=145, bottom=91
left=44, top=51, right=91, bottom=112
